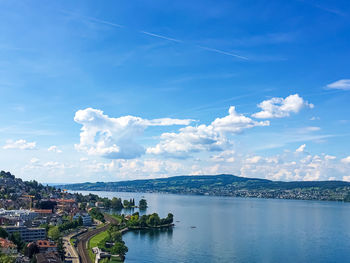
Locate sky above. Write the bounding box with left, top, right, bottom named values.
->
left=0, top=0, right=350, bottom=183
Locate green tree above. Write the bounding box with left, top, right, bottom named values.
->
left=110, top=242, right=128, bottom=258
left=123, top=199, right=130, bottom=208
left=48, top=226, right=60, bottom=241
left=110, top=231, right=122, bottom=243
left=111, top=197, right=123, bottom=210
left=24, top=243, right=39, bottom=259
left=0, top=227, right=8, bottom=238
left=138, top=199, right=147, bottom=209
left=147, top=213, right=160, bottom=226
left=9, top=232, right=24, bottom=251
left=0, top=254, right=15, bottom=263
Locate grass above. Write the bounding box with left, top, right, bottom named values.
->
left=70, top=237, right=76, bottom=246
left=88, top=230, right=110, bottom=262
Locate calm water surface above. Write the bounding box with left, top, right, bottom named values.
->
left=74, top=191, right=350, bottom=263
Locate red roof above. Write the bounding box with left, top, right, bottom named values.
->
left=0, top=238, right=16, bottom=249
left=36, top=240, right=57, bottom=248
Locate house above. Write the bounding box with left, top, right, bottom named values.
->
left=31, top=209, right=52, bottom=217
left=36, top=252, right=62, bottom=263
left=36, top=240, right=58, bottom=253
left=0, top=238, right=17, bottom=254
left=56, top=199, right=77, bottom=213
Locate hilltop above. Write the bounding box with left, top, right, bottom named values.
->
left=59, top=174, right=350, bottom=202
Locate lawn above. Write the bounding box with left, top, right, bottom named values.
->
left=88, top=230, right=110, bottom=262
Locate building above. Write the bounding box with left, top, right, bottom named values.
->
left=0, top=238, right=17, bottom=254
left=73, top=213, right=92, bottom=226
left=36, top=252, right=62, bottom=263
left=31, top=209, right=52, bottom=217
left=0, top=208, right=38, bottom=223
left=2, top=226, right=46, bottom=242
left=56, top=199, right=77, bottom=213
left=35, top=240, right=58, bottom=253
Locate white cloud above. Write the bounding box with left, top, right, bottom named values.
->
left=211, top=150, right=235, bottom=163
left=326, top=79, right=350, bottom=90
left=147, top=106, right=269, bottom=158
left=252, top=94, right=314, bottom=119
left=239, top=152, right=342, bottom=181
left=295, top=144, right=306, bottom=153
left=48, top=145, right=62, bottom=153
left=325, top=155, right=336, bottom=160
left=343, top=176, right=350, bottom=182
left=245, top=156, right=262, bottom=164
left=3, top=139, right=37, bottom=150
left=341, top=156, right=350, bottom=164
left=74, top=108, right=193, bottom=159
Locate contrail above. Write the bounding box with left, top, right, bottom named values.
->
left=196, top=45, right=249, bottom=60
left=140, top=31, right=183, bottom=43
left=61, top=10, right=248, bottom=60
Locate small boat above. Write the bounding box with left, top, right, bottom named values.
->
left=190, top=226, right=196, bottom=229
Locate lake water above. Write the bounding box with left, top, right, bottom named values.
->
left=74, top=191, right=350, bottom=263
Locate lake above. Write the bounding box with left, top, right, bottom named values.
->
left=73, top=191, right=350, bottom=263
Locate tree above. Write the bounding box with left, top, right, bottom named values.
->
left=0, top=227, right=8, bottom=238
left=167, top=213, right=174, bottom=224
left=0, top=253, right=15, bottom=263
left=138, top=199, right=147, bottom=209
left=123, top=199, right=130, bottom=208
left=147, top=213, right=160, bottom=227
left=78, top=216, right=83, bottom=226
left=48, top=226, right=60, bottom=241
left=24, top=243, right=39, bottom=259
left=9, top=232, right=24, bottom=251
left=110, top=232, right=122, bottom=243
left=57, top=238, right=65, bottom=261
left=110, top=242, right=128, bottom=258
left=111, top=197, right=123, bottom=210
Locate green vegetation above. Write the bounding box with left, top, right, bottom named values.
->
left=89, top=208, right=106, bottom=223
left=122, top=199, right=135, bottom=208
left=138, top=199, right=147, bottom=209
left=126, top=212, right=173, bottom=228
left=96, top=225, right=128, bottom=260
left=61, top=174, right=350, bottom=202
left=0, top=227, right=8, bottom=238
left=0, top=253, right=15, bottom=263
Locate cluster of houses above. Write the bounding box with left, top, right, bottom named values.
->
left=0, top=198, right=93, bottom=263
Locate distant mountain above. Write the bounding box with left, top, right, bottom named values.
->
left=59, top=174, right=350, bottom=202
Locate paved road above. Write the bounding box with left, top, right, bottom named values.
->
left=77, top=215, right=119, bottom=263
left=63, top=233, right=80, bottom=263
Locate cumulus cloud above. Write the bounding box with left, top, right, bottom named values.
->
left=341, top=156, right=350, bottom=164
left=326, top=79, right=350, bottom=90
left=48, top=145, right=62, bottom=153
left=74, top=108, right=193, bottom=159
left=3, top=139, right=37, bottom=150
left=252, top=94, right=314, bottom=119
left=147, top=106, right=269, bottom=158
left=295, top=144, right=306, bottom=153
left=239, top=153, right=342, bottom=181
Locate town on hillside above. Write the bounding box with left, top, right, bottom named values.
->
left=0, top=171, right=174, bottom=263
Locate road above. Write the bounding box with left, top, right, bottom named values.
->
left=63, top=233, right=80, bottom=263
left=77, top=215, right=119, bottom=263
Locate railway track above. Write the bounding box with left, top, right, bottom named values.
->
left=77, top=214, right=119, bottom=263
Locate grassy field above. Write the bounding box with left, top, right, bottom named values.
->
left=88, top=230, right=110, bottom=262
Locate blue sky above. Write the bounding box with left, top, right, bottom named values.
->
left=1, top=0, right=350, bottom=183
